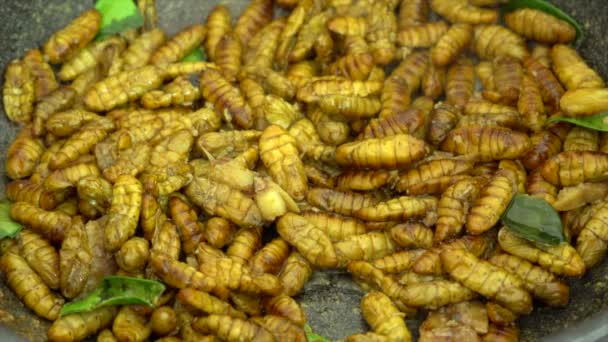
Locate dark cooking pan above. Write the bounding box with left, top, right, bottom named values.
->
left=0, top=0, right=608, bottom=341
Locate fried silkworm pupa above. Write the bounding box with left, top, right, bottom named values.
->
left=466, top=169, right=517, bottom=235
left=0, top=251, right=64, bottom=321
left=234, top=0, right=273, bottom=47
left=59, top=37, right=126, bottom=81
left=398, top=21, right=448, bottom=48
left=336, top=134, right=429, bottom=169
left=226, top=227, right=262, bottom=263
left=301, top=211, right=367, bottom=242
left=277, top=213, right=337, bottom=268
left=361, top=291, right=412, bottom=341
left=5, top=127, right=44, bottom=180
left=489, top=253, right=569, bottom=307
left=552, top=44, right=605, bottom=91
left=150, top=24, right=206, bottom=65
left=216, top=33, right=242, bottom=83
left=473, top=25, right=529, bottom=61
left=498, top=227, right=586, bottom=277
left=203, top=217, right=236, bottom=249
left=333, top=231, right=398, bottom=267
left=278, top=251, right=313, bottom=297
left=563, top=126, right=599, bottom=152
left=435, top=177, right=482, bottom=242
left=505, top=8, right=576, bottom=44
left=366, top=2, right=398, bottom=65
left=5, top=181, right=66, bottom=210
left=328, top=16, right=368, bottom=36
left=49, top=126, right=111, bottom=170
left=371, top=249, right=426, bottom=274
left=359, top=108, right=426, bottom=140
left=47, top=307, right=117, bottom=342
left=306, top=187, right=380, bottom=217
left=205, top=5, right=232, bottom=61
left=446, top=57, right=474, bottom=108
left=354, top=196, right=438, bottom=223
left=576, top=201, right=608, bottom=268
left=307, top=107, right=351, bottom=146
left=252, top=315, right=306, bottom=342
left=43, top=9, right=101, bottom=64
left=390, top=223, right=433, bottom=249
left=263, top=294, right=307, bottom=326
left=141, top=76, right=200, bottom=109
left=3, top=60, right=35, bottom=123
left=336, top=170, right=391, bottom=192
left=427, top=103, right=461, bottom=146
left=560, top=88, right=608, bottom=117
left=18, top=229, right=59, bottom=291
left=177, top=287, right=246, bottom=319
left=441, top=126, right=531, bottom=161
left=84, top=65, right=165, bottom=112
left=518, top=74, right=546, bottom=132
left=419, top=301, right=489, bottom=339
left=44, top=162, right=100, bottom=192
left=259, top=125, right=308, bottom=201
left=431, top=0, right=498, bottom=24
left=541, top=151, right=608, bottom=187
left=431, top=24, right=473, bottom=67
left=169, top=196, right=204, bottom=254
left=104, top=175, right=143, bottom=251
left=23, top=48, right=58, bottom=100
left=523, top=56, right=564, bottom=111
left=297, top=77, right=383, bottom=103
left=10, top=202, right=71, bottom=243
left=399, top=279, right=477, bottom=309
left=115, top=237, right=149, bottom=273
left=192, top=314, right=275, bottom=342
left=482, top=324, right=520, bottom=342
left=200, top=68, right=253, bottom=129
left=250, top=238, right=290, bottom=276
left=149, top=306, right=177, bottom=337
left=112, top=306, right=151, bottom=342
left=60, top=217, right=92, bottom=299
left=493, top=56, right=523, bottom=105
left=398, top=0, right=428, bottom=28
left=441, top=248, right=532, bottom=315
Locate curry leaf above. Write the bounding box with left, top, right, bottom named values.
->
left=181, top=47, right=206, bottom=62
left=0, top=200, right=22, bottom=239
left=501, top=194, right=565, bottom=246
left=95, top=0, right=144, bottom=40
left=502, top=0, right=584, bottom=46
left=546, top=113, right=608, bottom=132
left=304, top=324, right=331, bottom=342
left=60, top=276, right=165, bottom=316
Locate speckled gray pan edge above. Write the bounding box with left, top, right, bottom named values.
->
left=0, top=1, right=607, bottom=341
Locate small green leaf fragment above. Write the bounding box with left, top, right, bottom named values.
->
left=501, top=194, right=565, bottom=246
left=95, top=0, right=144, bottom=40
left=546, top=113, right=608, bottom=132
left=181, top=48, right=206, bottom=62
left=60, top=276, right=165, bottom=316
left=502, top=0, right=584, bottom=46
left=304, top=324, right=331, bottom=342
left=0, top=200, right=22, bottom=239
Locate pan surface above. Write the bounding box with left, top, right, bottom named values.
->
left=0, top=1, right=607, bottom=341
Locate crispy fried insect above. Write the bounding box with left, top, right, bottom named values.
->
left=370, top=249, right=426, bottom=274
left=300, top=211, right=366, bottom=242
left=466, top=169, right=517, bottom=235
left=84, top=65, right=164, bottom=112
left=518, top=74, right=546, bottom=132
left=331, top=231, right=397, bottom=266
left=524, top=56, right=564, bottom=111
left=337, top=134, right=429, bottom=169
left=317, top=95, right=381, bottom=120
left=328, top=16, right=368, bottom=36
left=151, top=220, right=181, bottom=261
left=464, top=97, right=517, bottom=116
left=6, top=181, right=66, bottom=210
left=493, top=56, right=523, bottom=105
left=49, top=127, right=110, bottom=170
left=446, top=57, right=474, bottom=108
left=561, top=88, right=608, bottom=117
left=360, top=108, right=424, bottom=141
left=427, top=103, right=460, bottom=145
left=96, top=329, right=117, bottom=342
left=398, top=21, right=448, bottom=48
left=253, top=315, right=306, bottom=342
left=247, top=18, right=287, bottom=70
left=307, top=187, right=379, bottom=217
left=346, top=332, right=390, bottom=342
left=3, top=60, right=35, bottom=123
left=287, top=118, right=334, bottom=164
left=18, top=229, right=59, bottom=290
left=441, top=126, right=531, bottom=161
left=169, top=196, right=204, bottom=254
left=59, top=217, right=92, bottom=299
left=263, top=95, right=302, bottom=129
left=297, top=77, right=383, bottom=103
left=498, top=228, right=585, bottom=277
left=361, top=291, right=411, bottom=341
left=5, top=127, right=44, bottom=180
left=43, top=9, right=101, bottom=64
left=277, top=213, right=337, bottom=268
left=137, top=0, right=158, bottom=30
left=401, top=280, right=478, bottom=309
left=486, top=302, right=518, bottom=326
left=389, top=223, right=433, bottom=249
left=307, top=107, right=351, bottom=146
left=522, top=122, right=569, bottom=171
left=473, top=25, right=528, bottom=61
left=552, top=182, right=608, bottom=212
left=150, top=24, right=206, bottom=65
left=178, top=287, right=245, bottom=319
left=200, top=255, right=283, bottom=296
left=45, top=109, right=104, bottom=137
left=215, top=34, right=242, bottom=83
left=201, top=217, right=235, bottom=250
left=435, top=177, right=482, bottom=242
left=226, top=228, right=262, bottom=263
left=419, top=301, right=489, bottom=339
left=431, top=0, right=497, bottom=24
left=141, top=77, right=200, bottom=109
left=150, top=306, right=177, bottom=337
left=505, top=8, right=575, bottom=44
left=388, top=51, right=429, bottom=99
left=457, top=111, right=522, bottom=130
left=412, top=235, right=490, bottom=275
left=440, top=248, right=532, bottom=314
left=489, top=254, right=569, bottom=306
left=47, top=307, right=117, bottom=342
left=366, top=2, right=398, bottom=65
left=263, top=295, right=306, bottom=326
left=259, top=125, right=308, bottom=200
left=200, top=68, right=253, bottom=129
left=354, top=196, right=438, bottom=223
left=541, top=151, right=608, bottom=187
left=192, top=314, right=274, bottom=342
left=553, top=44, right=604, bottom=91
left=23, top=49, right=58, bottom=100
left=482, top=324, right=519, bottom=342
left=205, top=6, right=232, bottom=62
left=278, top=252, right=312, bottom=296
left=398, top=0, right=428, bottom=28
left=563, top=127, right=599, bottom=152
left=59, top=37, right=126, bottom=81
left=397, top=158, right=474, bottom=192
left=44, top=162, right=100, bottom=191
left=197, top=130, right=260, bottom=159
left=240, top=78, right=268, bottom=128
left=335, top=170, right=390, bottom=192
left=289, top=10, right=332, bottom=63
left=303, top=164, right=334, bottom=189
left=0, top=251, right=64, bottom=320
left=326, top=37, right=374, bottom=81
left=112, top=306, right=151, bottom=342
left=234, top=0, right=273, bottom=47
left=115, top=237, right=149, bottom=273
left=431, top=24, right=472, bottom=67
left=527, top=168, right=558, bottom=204
left=104, top=175, right=143, bottom=251
left=347, top=260, right=409, bottom=308
left=250, top=238, right=290, bottom=276
left=103, top=144, right=151, bottom=183
left=142, top=130, right=193, bottom=196
left=10, top=202, right=71, bottom=243
left=576, top=201, right=608, bottom=268
left=531, top=44, right=552, bottom=68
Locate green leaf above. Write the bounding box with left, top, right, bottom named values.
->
left=501, top=194, right=565, bottom=246
left=95, top=0, right=144, bottom=40
left=304, top=324, right=331, bottom=342
left=502, top=0, right=584, bottom=46
left=0, top=201, right=22, bottom=239
left=60, top=276, right=165, bottom=316
left=181, top=48, right=207, bottom=62
left=546, top=113, right=608, bottom=132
